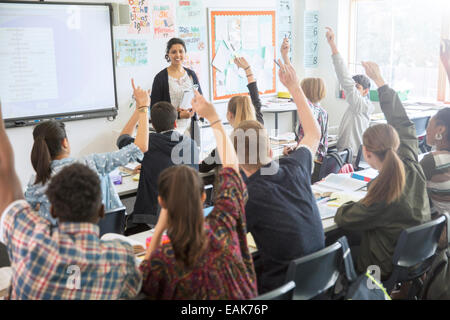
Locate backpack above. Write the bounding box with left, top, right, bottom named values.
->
left=422, top=212, right=450, bottom=300
left=318, top=148, right=353, bottom=181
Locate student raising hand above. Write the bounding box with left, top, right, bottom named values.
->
left=278, top=59, right=300, bottom=90
left=361, top=61, right=386, bottom=88
left=280, top=37, right=290, bottom=64
left=131, top=78, right=150, bottom=109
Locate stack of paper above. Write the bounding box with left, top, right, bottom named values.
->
left=316, top=173, right=367, bottom=192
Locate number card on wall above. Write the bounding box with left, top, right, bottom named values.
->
left=208, top=9, right=276, bottom=102
left=277, top=0, right=293, bottom=62
left=304, top=10, right=319, bottom=68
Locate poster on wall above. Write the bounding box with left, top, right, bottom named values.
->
left=176, top=0, right=206, bottom=52
left=304, top=10, right=319, bottom=68
left=183, top=51, right=202, bottom=80
left=128, top=0, right=151, bottom=34
left=153, top=1, right=176, bottom=39
left=277, top=0, right=293, bottom=62
left=115, top=39, right=148, bottom=67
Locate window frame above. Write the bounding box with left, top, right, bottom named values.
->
left=348, top=0, right=450, bottom=104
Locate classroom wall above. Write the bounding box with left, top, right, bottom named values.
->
left=6, top=0, right=283, bottom=187
left=6, top=0, right=382, bottom=187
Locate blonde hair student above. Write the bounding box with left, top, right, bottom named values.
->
left=300, top=77, right=326, bottom=104
left=333, top=61, right=430, bottom=281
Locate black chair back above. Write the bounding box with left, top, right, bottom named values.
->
left=285, top=240, right=343, bottom=300
left=98, top=206, right=127, bottom=236
left=384, top=215, right=446, bottom=294
left=0, top=242, right=10, bottom=268
left=252, top=281, right=296, bottom=300
left=318, top=148, right=352, bottom=180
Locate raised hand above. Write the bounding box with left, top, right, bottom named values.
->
left=191, top=90, right=218, bottom=122
left=178, top=108, right=195, bottom=119
left=280, top=37, right=290, bottom=63
left=131, top=78, right=150, bottom=109
left=233, top=57, right=250, bottom=70
left=277, top=59, right=300, bottom=90
left=325, top=27, right=335, bottom=45
left=361, top=61, right=385, bottom=88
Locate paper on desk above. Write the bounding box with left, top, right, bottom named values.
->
left=317, top=173, right=367, bottom=192
left=212, top=42, right=231, bottom=73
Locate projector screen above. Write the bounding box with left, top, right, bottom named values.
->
left=0, top=1, right=117, bottom=127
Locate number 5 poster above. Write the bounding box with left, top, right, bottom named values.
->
left=304, top=10, right=319, bottom=68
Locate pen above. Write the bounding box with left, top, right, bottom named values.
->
left=274, top=59, right=281, bottom=68
left=326, top=198, right=338, bottom=202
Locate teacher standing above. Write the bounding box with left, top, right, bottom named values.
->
left=151, top=38, right=202, bottom=146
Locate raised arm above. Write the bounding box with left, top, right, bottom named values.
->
left=191, top=91, right=239, bottom=173
left=233, top=57, right=264, bottom=124
left=278, top=59, right=321, bottom=154
left=131, top=79, right=150, bottom=153
left=280, top=37, right=291, bottom=65
left=361, top=61, right=418, bottom=160
left=0, top=101, right=24, bottom=215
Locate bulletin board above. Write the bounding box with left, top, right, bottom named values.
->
left=208, top=9, right=276, bottom=102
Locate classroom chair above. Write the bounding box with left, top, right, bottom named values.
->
left=0, top=243, right=10, bottom=268
left=284, top=238, right=344, bottom=300
left=317, top=148, right=353, bottom=181
left=411, top=116, right=431, bottom=154
left=354, top=145, right=371, bottom=171
left=98, top=206, right=127, bottom=237
left=252, top=281, right=296, bottom=300
left=383, top=215, right=446, bottom=299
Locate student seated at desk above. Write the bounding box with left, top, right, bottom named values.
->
left=24, top=80, right=149, bottom=225
left=0, top=107, right=142, bottom=299
left=281, top=38, right=328, bottom=182
left=199, top=56, right=264, bottom=174
left=139, top=91, right=257, bottom=300
left=231, top=60, right=325, bottom=294
left=420, top=108, right=450, bottom=215
left=117, top=84, right=199, bottom=229
left=325, top=27, right=374, bottom=163
left=333, top=62, right=430, bottom=281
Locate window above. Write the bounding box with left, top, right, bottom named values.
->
left=349, top=0, right=448, bottom=102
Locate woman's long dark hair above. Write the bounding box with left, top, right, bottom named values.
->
left=31, top=120, right=67, bottom=185
left=158, top=165, right=207, bottom=268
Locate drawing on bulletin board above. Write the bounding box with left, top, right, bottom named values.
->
left=208, top=9, right=276, bottom=102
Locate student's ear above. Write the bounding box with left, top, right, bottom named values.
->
left=61, top=137, right=70, bottom=153
left=269, top=147, right=273, bottom=158
left=158, top=195, right=167, bottom=209
left=201, top=191, right=206, bottom=204
left=173, top=121, right=177, bottom=129
left=363, top=88, right=369, bottom=97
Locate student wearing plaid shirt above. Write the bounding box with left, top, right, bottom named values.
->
left=0, top=101, right=142, bottom=299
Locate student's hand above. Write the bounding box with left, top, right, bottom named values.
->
left=361, top=61, right=385, bottom=88
left=191, top=90, right=219, bottom=122
left=282, top=146, right=295, bottom=156
left=280, top=37, right=290, bottom=61
left=325, top=27, right=335, bottom=45
left=155, top=207, right=168, bottom=233
left=233, top=57, right=251, bottom=70
left=178, top=108, right=194, bottom=119
left=278, top=59, right=300, bottom=91
left=131, top=78, right=150, bottom=109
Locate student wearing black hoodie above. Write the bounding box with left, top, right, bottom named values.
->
left=117, top=99, right=199, bottom=229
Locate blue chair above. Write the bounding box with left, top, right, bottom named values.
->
left=383, top=215, right=446, bottom=299
left=98, top=206, right=127, bottom=236
left=285, top=239, right=344, bottom=300
left=252, top=281, right=295, bottom=300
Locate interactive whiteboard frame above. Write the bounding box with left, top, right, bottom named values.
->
left=1, top=1, right=118, bottom=128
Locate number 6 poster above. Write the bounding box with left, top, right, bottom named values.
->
left=304, top=10, right=319, bottom=68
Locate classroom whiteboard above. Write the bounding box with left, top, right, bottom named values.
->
left=208, top=9, right=276, bottom=102
left=0, top=1, right=117, bottom=127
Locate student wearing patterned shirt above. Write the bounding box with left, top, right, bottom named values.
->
left=139, top=90, right=257, bottom=300
left=0, top=104, right=142, bottom=299
left=24, top=80, right=149, bottom=225
left=420, top=108, right=450, bottom=214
